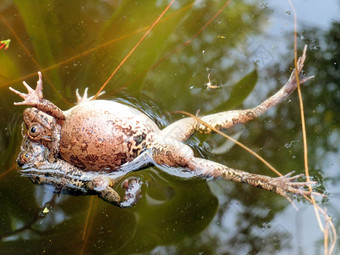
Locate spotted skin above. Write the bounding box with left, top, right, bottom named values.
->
left=17, top=136, right=142, bottom=207
left=60, top=100, right=159, bottom=171
left=10, top=46, right=322, bottom=206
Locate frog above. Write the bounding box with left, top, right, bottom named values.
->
left=10, top=45, right=322, bottom=204
left=17, top=135, right=142, bottom=207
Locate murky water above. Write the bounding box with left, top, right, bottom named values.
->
left=0, top=1, right=339, bottom=254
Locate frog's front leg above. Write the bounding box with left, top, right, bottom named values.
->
left=87, top=176, right=142, bottom=208
left=151, top=141, right=322, bottom=201
left=87, top=176, right=121, bottom=206
left=9, top=72, right=65, bottom=124
left=163, top=45, right=313, bottom=141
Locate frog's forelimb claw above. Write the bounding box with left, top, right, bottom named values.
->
left=10, top=72, right=65, bottom=122
left=9, top=72, right=44, bottom=106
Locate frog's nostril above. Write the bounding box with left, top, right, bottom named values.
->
left=17, top=158, right=24, bottom=167
left=17, top=152, right=24, bottom=166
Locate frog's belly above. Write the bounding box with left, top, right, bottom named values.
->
left=60, top=100, right=160, bottom=171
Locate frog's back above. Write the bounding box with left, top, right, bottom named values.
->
left=60, top=100, right=160, bottom=171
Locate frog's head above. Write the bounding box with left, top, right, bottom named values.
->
left=17, top=135, right=49, bottom=168
left=23, top=108, right=55, bottom=145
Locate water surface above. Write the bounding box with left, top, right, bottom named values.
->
left=0, top=1, right=339, bottom=254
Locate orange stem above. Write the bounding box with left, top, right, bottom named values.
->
left=93, top=0, right=176, bottom=99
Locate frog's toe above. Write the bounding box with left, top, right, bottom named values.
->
left=75, top=88, right=81, bottom=102
left=9, top=86, right=28, bottom=104
left=10, top=72, right=44, bottom=105
left=36, top=72, right=43, bottom=96
left=76, top=88, right=89, bottom=104
left=274, top=173, right=324, bottom=198
left=120, top=178, right=142, bottom=208
left=76, top=88, right=105, bottom=104
left=10, top=84, right=40, bottom=105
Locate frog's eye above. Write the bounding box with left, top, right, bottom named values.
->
left=28, top=124, right=42, bottom=138
left=17, top=151, right=32, bottom=166
left=30, top=126, right=37, bottom=134
left=23, top=152, right=31, bottom=161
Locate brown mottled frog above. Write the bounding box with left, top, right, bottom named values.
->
left=17, top=135, right=142, bottom=207
left=10, top=46, right=321, bottom=205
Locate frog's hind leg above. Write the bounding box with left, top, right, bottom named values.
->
left=162, top=45, right=313, bottom=141
left=151, top=141, right=322, bottom=201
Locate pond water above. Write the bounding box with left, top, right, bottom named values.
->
left=0, top=1, right=339, bottom=254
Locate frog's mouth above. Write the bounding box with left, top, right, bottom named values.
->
left=19, top=167, right=128, bottom=194
left=19, top=167, right=90, bottom=193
